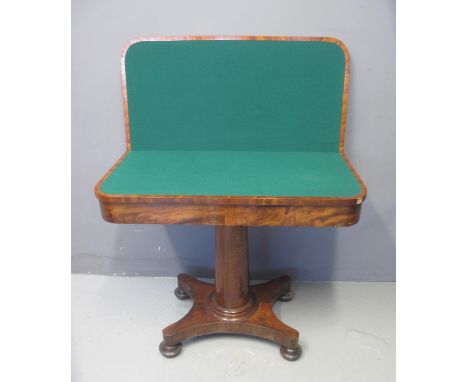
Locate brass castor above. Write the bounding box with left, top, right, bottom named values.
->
left=174, top=287, right=190, bottom=300
left=278, top=290, right=294, bottom=302
left=159, top=341, right=182, bottom=358
left=280, top=344, right=302, bottom=361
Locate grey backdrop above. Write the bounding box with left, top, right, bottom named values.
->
left=72, top=0, right=395, bottom=281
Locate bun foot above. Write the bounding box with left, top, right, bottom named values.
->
left=174, top=287, right=190, bottom=300
left=159, top=341, right=182, bottom=358
left=280, top=345, right=302, bottom=361
left=278, top=290, right=294, bottom=302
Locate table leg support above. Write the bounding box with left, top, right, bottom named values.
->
left=159, top=226, right=302, bottom=361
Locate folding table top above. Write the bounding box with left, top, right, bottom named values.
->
left=95, top=37, right=366, bottom=226
left=100, top=150, right=361, bottom=198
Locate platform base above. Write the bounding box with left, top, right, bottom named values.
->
left=160, top=273, right=301, bottom=360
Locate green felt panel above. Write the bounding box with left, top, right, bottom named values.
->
left=100, top=151, right=362, bottom=197
left=125, top=40, right=346, bottom=152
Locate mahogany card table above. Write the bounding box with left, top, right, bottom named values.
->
left=95, top=36, right=367, bottom=361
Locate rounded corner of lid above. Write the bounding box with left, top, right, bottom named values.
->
left=94, top=184, right=108, bottom=200
left=121, top=37, right=148, bottom=61
left=324, top=37, right=350, bottom=62
left=95, top=176, right=117, bottom=200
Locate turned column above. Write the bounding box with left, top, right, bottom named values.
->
left=215, top=226, right=250, bottom=309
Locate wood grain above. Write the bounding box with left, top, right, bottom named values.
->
left=99, top=201, right=361, bottom=227
left=215, top=226, right=250, bottom=308
left=162, top=273, right=299, bottom=349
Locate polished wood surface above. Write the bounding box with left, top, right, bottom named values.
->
left=99, top=201, right=361, bottom=227
left=215, top=226, right=249, bottom=308
left=163, top=274, right=298, bottom=349
left=160, top=227, right=301, bottom=359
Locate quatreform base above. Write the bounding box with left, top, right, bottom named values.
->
left=158, top=226, right=302, bottom=361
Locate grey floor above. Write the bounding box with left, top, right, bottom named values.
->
left=72, top=275, right=395, bottom=382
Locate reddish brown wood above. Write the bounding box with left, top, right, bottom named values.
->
left=163, top=274, right=298, bottom=348
left=99, top=201, right=361, bottom=227
left=215, top=226, right=249, bottom=308
left=161, top=226, right=300, bottom=357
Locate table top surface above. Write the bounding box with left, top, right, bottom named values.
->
left=99, top=150, right=362, bottom=198
left=123, top=39, right=346, bottom=152
left=95, top=37, right=366, bottom=226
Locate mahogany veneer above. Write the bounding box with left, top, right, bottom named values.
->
left=95, top=36, right=367, bottom=361
left=160, top=227, right=301, bottom=360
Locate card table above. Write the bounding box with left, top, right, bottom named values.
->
left=95, top=36, right=367, bottom=361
